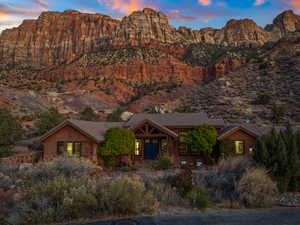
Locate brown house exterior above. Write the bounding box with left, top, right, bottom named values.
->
left=40, top=113, right=265, bottom=166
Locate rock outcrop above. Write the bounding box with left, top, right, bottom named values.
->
left=266, top=10, right=300, bottom=39
left=0, top=10, right=119, bottom=67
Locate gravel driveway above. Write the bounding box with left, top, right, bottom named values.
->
left=71, top=208, right=300, bottom=225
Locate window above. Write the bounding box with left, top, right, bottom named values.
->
left=57, top=142, right=81, bottom=157
left=161, top=139, right=168, bottom=152
left=234, top=141, right=244, bottom=154
left=135, top=139, right=142, bottom=156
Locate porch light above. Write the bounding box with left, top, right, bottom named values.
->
left=181, top=160, right=187, bottom=165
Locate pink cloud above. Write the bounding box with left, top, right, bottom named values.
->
left=254, top=0, right=267, bottom=6
left=290, top=0, right=300, bottom=11
left=98, top=0, right=156, bottom=15
left=167, top=10, right=197, bottom=22
left=198, top=0, right=212, bottom=6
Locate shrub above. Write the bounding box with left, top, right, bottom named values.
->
left=143, top=176, right=188, bottom=207
left=103, top=176, right=158, bottom=215
left=155, top=153, right=173, bottom=170
left=271, top=105, right=286, bottom=124
left=20, top=156, right=98, bottom=186
left=79, top=107, right=99, bottom=121
left=0, top=109, right=23, bottom=157
left=183, top=125, right=217, bottom=157
left=197, top=156, right=254, bottom=203
left=237, top=168, right=278, bottom=208
left=255, top=94, right=272, bottom=105
left=36, top=108, right=65, bottom=135
left=106, top=108, right=124, bottom=122
left=100, top=128, right=135, bottom=167
left=186, top=186, right=209, bottom=209
left=6, top=176, right=98, bottom=225
left=173, top=165, right=193, bottom=196
left=253, top=127, right=300, bottom=192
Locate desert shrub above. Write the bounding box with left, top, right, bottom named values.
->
left=172, top=165, right=193, bottom=196
left=103, top=176, right=158, bottom=215
left=79, top=107, right=99, bottom=121
left=271, top=105, right=286, bottom=124
left=20, top=156, right=97, bottom=186
left=186, top=186, right=209, bottom=209
left=155, top=153, right=173, bottom=170
left=106, top=108, right=124, bottom=122
left=36, top=108, right=65, bottom=135
left=6, top=176, right=98, bottom=225
left=255, top=94, right=272, bottom=105
left=143, top=176, right=188, bottom=207
left=197, top=156, right=254, bottom=203
left=237, top=168, right=278, bottom=208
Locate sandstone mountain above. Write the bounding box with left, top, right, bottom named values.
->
left=0, top=8, right=299, bottom=131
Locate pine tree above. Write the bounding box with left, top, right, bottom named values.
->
left=80, top=107, right=99, bottom=121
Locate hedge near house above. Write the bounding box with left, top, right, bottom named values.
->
left=100, top=128, right=135, bottom=167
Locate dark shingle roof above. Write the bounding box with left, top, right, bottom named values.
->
left=40, top=119, right=125, bottom=143
left=69, top=120, right=125, bottom=142
left=218, top=124, right=267, bottom=139
left=126, top=113, right=225, bottom=127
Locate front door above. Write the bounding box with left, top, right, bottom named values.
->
left=144, top=139, right=159, bottom=160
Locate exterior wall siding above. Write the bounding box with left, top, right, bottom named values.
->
left=224, top=130, right=256, bottom=155
left=42, top=125, right=97, bottom=161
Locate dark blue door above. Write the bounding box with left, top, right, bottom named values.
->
left=144, top=139, right=159, bottom=160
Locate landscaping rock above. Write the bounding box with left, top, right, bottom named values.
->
left=279, top=192, right=300, bottom=207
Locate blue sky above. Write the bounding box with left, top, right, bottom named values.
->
left=0, top=0, right=299, bottom=32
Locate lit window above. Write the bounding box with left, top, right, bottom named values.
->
left=135, top=139, right=142, bottom=156
left=57, top=142, right=81, bottom=157
left=67, top=143, right=73, bottom=155
left=234, top=141, right=244, bottom=154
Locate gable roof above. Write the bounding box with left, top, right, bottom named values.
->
left=218, top=124, right=264, bottom=140
left=40, top=119, right=125, bottom=143
left=126, top=113, right=225, bottom=127
left=129, top=119, right=179, bottom=138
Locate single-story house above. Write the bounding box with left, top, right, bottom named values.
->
left=40, top=112, right=266, bottom=166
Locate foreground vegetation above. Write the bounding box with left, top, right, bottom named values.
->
left=0, top=155, right=280, bottom=225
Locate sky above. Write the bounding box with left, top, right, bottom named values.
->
left=0, top=0, right=300, bottom=32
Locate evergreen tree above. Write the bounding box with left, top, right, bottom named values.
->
left=37, top=108, right=65, bottom=135
left=80, top=107, right=99, bottom=121
left=0, top=109, right=23, bottom=157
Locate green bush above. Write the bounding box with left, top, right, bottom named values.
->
left=255, top=94, right=272, bottom=105
left=36, top=108, right=65, bottom=135
left=100, top=128, right=135, bottom=167
left=79, top=107, right=99, bottom=121
left=271, top=105, right=286, bottom=124
left=0, top=109, right=23, bottom=157
left=155, top=153, right=173, bottom=170
left=237, top=168, right=278, bottom=208
left=186, top=186, right=209, bottom=209
left=253, top=127, right=300, bottom=192
left=183, top=125, right=217, bottom=157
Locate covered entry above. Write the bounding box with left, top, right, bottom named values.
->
left=129, top=119, right=178, bottom=160
left=144, top=139, right=159, bottom=160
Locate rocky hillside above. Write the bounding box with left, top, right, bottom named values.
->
left=0, top=8, right=300, bottom=130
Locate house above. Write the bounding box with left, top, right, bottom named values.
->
left=40, top=112, right=265, bottom=166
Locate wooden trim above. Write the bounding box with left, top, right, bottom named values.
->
left=218, top=126, right=258, bottom=140
left=129, top=119, right=178, bottom=138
